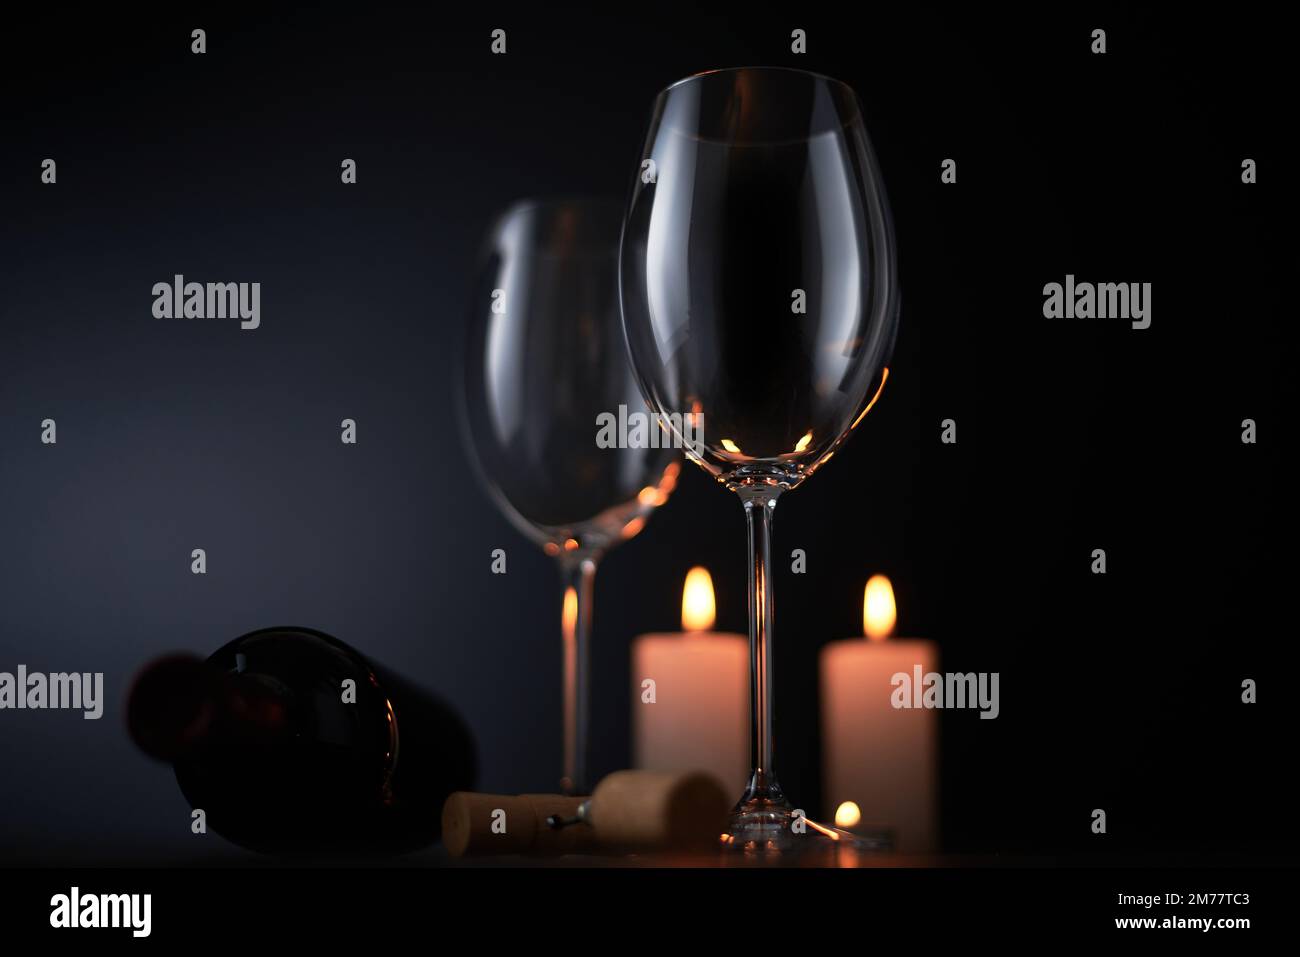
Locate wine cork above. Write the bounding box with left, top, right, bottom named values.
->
left=441, top=792, right=593, bottom=858
left=589, top=770, right=729, bottom=852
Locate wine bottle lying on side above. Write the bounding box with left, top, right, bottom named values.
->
left=127, top=626, right=477, bottom=857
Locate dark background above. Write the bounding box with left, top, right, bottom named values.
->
left=0, top=4, right=1291, bottom=864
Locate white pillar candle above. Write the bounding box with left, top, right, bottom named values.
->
left=632, top=567, right=749, bottom=793
left=820, top=575, right=938, bottom=853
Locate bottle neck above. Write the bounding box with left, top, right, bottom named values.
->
left=127, top=654, right=289, bottom=761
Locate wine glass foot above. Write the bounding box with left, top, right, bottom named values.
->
left=723, top=796, right=797, bottom=852
left=722, top=799, right=894, bottom=861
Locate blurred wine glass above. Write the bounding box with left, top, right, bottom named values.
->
left=462, top=198, right=679, bottom=794
left=620, top=68, right=900, bottom=850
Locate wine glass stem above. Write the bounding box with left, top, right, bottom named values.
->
left=741, top=488, right=782, bottom=800
left=560, top=555, right=597, bottom=795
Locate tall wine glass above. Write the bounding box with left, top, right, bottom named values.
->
left=619, top=68, right=900, bottom=849
left=462, top=198, right=679, bottom=795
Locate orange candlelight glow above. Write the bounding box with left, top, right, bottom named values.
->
left=863, top=574, right=896, bottom=641
left=562, top=586, right=578, bottom=634
left=681, top=567, right=716, bottom=633
left=562, top=584, right=579, bottom=789
left=627, top=461, right=682, bottom=533
left=849, top=366, right=890, bottom=431
left=806, top=818, right=842, bottom=840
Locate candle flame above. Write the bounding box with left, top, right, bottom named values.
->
left=681, top=566, right=716, bottom=633
left=835, top=801, right=862, bottom=828
left=793, top=431, right=813, bottom=453
left=863, top=574, right=896, bottom=641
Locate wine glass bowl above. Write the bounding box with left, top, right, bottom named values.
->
left=465, top=199, right=679, bottom=557
left=620, top=67, right=899, bottom=493
left=620, top=67, right=900, bottom=850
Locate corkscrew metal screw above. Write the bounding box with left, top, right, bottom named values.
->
left=545, top=801, right=593, bottom=830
